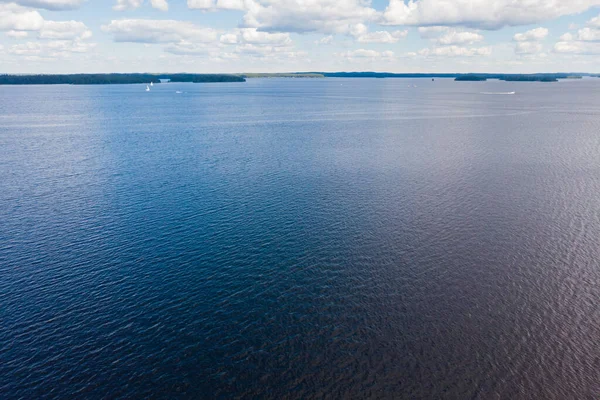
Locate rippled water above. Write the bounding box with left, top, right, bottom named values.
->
left=1, top=79, right=600, bottom=399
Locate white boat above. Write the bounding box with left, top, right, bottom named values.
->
left=150, top=82, right=154, bottom=87
left=146, top=85, right=150, bottom=92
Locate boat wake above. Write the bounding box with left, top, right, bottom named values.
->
left=481, top=91, right=516, bottom=95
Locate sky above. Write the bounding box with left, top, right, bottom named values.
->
left=2, top=0, right=600, bottom=73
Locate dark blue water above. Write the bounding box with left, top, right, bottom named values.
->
left=1, top=79, right=600, bottom=399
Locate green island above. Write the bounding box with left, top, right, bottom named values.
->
left=454, top=73, right=590, bottom=82
left=0, top=73, right=245, bottom=85
left=316, top=72, right=587, bottom=82
left=242, top=73, right=324, bottom=78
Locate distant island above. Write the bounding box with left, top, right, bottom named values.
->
left=454, top=74, right=570, bottom=82
left=0, top=72, right=595, bottom=85
left=314, top=72, right=587, bottom=82
left=243, top=73, right=324, bottom=78
left=0, top=73, right=245, bottom=85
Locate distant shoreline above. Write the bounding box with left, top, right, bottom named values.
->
left=0, top=74, right=246, bottom=85
left=0, top=72, right=595, bottom=85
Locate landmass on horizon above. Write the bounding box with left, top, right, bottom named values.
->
left=0, top=72, right=597, bottom=85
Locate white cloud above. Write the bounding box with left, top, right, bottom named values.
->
left=337, top=48, right=395, bottom=59
left=382, top=0, right=600, bottom=30
left=6, top=30, right=29, bottom=38
left=0, top=3, right=44, bottom=31
left=356, top=30, right=408, bottom=43
left=187, top=0, right=245, bottom=11
left=315, top=35, right=333, bottom=45
left=418, top=45, right=492, bottom=57
left=437, top=30, right=483, bottom=45
left=237, top=28, right=291, bottom=46
left=0, top=0, right=83, bottom=11
left=113, top=0, right=169, bottom=11
left=102, top=19, right=299, bottom=62
left=219, top=28, right=292, bottom=47
left=417, top=26, right=484, bottom=45
left=575, top=27, right=600, bottom=41
left=162, top=42, right=212, bottom=55
left=188, top=0, right=378, bottom=38
left=418, top=26, right=448, bottom=38
left=513, top=27, right=547, bottom=55
left=113, top=0, right=142, bottom=11
left=102, top=19, right=218, bottom=43
left=560, top=32, right=574, bottom=41
left=0, top=5, right=92, bottom=38
left=220, top=32, right=238, bottom=44
left=151, top=0, right=169, bottom=11
left=513, top=27, right=548, bottom=42
left=8, top=39, right=95, bottom=57
left=587, top=14, right=600, bottom=27
left=515, top=41, right=543, bottom=54
left=553, top=14, right=600, bottom=55
left=554, top=40, right=600, bottom=54
left=40, top=20, right=92, bottom=40
left=241, top=0, right=378, bottom=35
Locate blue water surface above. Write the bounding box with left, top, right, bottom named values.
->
left=1, top=78, right=600, bottom=399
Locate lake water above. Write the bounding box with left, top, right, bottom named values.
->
left=1, top=78, right=599, bottom=399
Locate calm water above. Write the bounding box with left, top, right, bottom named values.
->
left=1, top=79, right=599, bottom=399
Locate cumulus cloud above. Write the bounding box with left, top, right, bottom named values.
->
left=113, top=0, right=169, bottom=11
left=418, top=45, right=492, bottom=57
left=554, top=14, right=600, bottom=54
left=437, top=30, right=483, bottom=45
left=102, top=18, right=301, bottom=62
left=576, top=27, right=600, bottom=41
left=6, top=30, right=29, bottom=38
left=219, top=28, right=298, bottom=60
left=586, top=14, right=600, bottom=27
left=39, top=20, right=92, bottom=40
left=0, top=3, right=45, bottom=31
left=417, top=26, right=484, bottom=45
left=515, top=41, right=543, bottom=54
left=102, top=19, right=218, bottom=43
left=220, top=28, right=292, bottom=46
left=553, top=40, right=600, bottom=54
left=382, top=0, right=600, bottom=30
left=513, top=27, right=548, bottom=42
left=0, top=0, right=83, bottom=11
left=0, top=5, right=92, bottom=39
left=418, top=26, right=448, bottom=38
left=337, top=48, right=395, bottom=59
left=356, top=30, right=408, bottom=43
left=241, top=0, right=378, bottom=35
left=151, top=0, right=169, bottom=11
left=187, top=0, right=245, bottom=11
left=315, top=35, right=333, bottom=45
left=513, top=27, right=547, bottom=55
left=113, top=0, right=142, bottom=10
left=7, top=39, right=95, bottom=58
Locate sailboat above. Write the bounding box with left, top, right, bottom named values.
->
left=146, top=85, right=150, bottom=92
left=150, top=82, right=154, bottom=87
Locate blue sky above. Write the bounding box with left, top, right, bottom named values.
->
left=2, top=0, right=600, bottom=73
